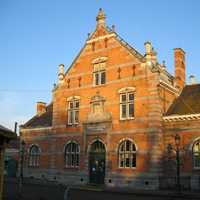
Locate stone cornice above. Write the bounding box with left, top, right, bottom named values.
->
left=20, top=126, right=52, bottom=132
left=163, top=113, right=200, bottom=122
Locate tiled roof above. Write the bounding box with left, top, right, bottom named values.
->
left=22, top=103, right=53, bottom=128
left=166, top=84, right=200, bottom=115
left=0, top=124, right=16, bottom=139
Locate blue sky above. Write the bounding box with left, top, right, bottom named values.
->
left=0, top=0, right=200, bottom=130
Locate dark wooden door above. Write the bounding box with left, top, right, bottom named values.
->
left=89, top=141, right=105, bottom=184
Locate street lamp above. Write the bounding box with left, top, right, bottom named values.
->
left=18, top=139, right=25, bottom=196
left=174, top=133, right=181, bottom=191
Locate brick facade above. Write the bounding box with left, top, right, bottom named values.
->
left=20, top=9, right=200, bottom=190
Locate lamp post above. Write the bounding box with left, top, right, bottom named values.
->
left=174, top=133, right=181, bottom=191
left=18, top=139, right=25, bottom=196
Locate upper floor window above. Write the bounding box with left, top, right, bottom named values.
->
left=64, top=141, right=80, bottom=168
left=29, top=145, right=40, bottom=167
left=67, top=96, right=80, bottom=125
left=92, top=57, right=107, bottom=86
left=118, top=139, right=136, bottom=168
left=119, top=87, right=135, bottom=120
left=94, top=70, right=106, bottom=86
left=193, top=140, right=200, bottom=169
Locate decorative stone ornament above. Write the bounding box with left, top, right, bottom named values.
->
left=58, top=64, right=65, bottom=84
left=96, top=8, right=106, bottom=27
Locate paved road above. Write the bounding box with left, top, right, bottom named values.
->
left=3, top=178, right=200, bottom=200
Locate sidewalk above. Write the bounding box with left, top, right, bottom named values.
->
left=4, top=177, right=200, bottom=200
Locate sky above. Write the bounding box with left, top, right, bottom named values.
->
left=0, top=0, right=200, bottom=131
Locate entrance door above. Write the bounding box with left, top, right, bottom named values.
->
left=89, top=140, right=105, bottom=184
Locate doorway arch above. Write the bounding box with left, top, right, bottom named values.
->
left=89, top=140, right=106, bottom=184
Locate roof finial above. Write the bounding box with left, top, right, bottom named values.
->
left=96, top=8, right=106, bottom=27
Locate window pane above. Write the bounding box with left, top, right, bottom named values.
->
left=194, top=155, right=200, bottom=168
left=126, top=141, right=130, bottom=151
left=120, top=142, right=125, bottom=152
left=76, top=154, right=79, bottom=166
left=121, top=104, right=126, bottom=118
left=125, top=154, right=130, bottom=167
left=95, top=73, right=99, bottom=85
left=75, top=101, right=79, bottom=108
left=74, top=110, right=79, bottom=123
left=129, top=93, right=134, bottom=101
left=132, top=153, right=136, bottom=167
left=69, top=102, right=73, bottom=109
left=101, top=71, right=106, bottom=84
left=129, top=103, right=134, bottom=118
left=121, top=94, right=126, bottom=102
left=119, top=153, right=124, bottom=167
left=68, top=111, right=73, bottom=124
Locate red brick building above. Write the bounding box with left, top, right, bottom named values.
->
left=20, top=9, right=200, bottom=190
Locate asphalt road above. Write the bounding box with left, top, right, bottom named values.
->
left=3, top=178, right=200, bottom=200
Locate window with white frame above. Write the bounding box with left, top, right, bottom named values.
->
left=120, top=92, right=134, bottom=120
left=29, top=145, right=40, bottom=167
left=193, top=140, right=200, bottom=169
left=118, top=140, right=136, bottom=168
left=67, top=98, right=79, bottom=125
left=64, top=142, right=80, bottom=168
left=93, top=62, right=106, bottom=86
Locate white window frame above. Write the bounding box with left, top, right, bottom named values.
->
left=64, top=141, right=80, bottom=168
left=118, top=140, right=136, bottom=169
left=67, top=98, right=80, bottom=125
left=28, top=145, right=40, bottom=167
left=193, top=140, right=200, bottom=169
left=93, top=70, right=106, bottom=86
left=120, top=92, right=134, bottom=120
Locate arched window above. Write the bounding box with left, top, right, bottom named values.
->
left=29, top=145, right=40, bottom=167
left=64, top=142, right=80, bottom=168
left=193, top=140, right=200, bottom=169
left=118, top=140, right=136, bottom=168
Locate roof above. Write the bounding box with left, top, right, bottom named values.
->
left=166, top=84, right=200, bottom=116
left=0, top=124, right=17, bottom=140
left=22, top=103, right=53, bottom=128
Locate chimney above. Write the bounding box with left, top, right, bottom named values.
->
left=37, top=102, right=46, bottom=116
left=174, top=48, right=185, bottom=90
left=189, top=75, right=197, bottom=85
left=58, top=64, right=65, bottom=84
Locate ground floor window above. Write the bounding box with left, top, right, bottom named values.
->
left=193, top=140, right=200, bottom=169
left=29, top=145, right=40, bottom=167
left=64, top=142, right=80, bottom=168
left=118, top=140, right=136, bottom=168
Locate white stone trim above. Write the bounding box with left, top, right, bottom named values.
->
left=67, top=96, right=80, bottom=101
left=92, top=57, right=108, bottom=64
left=163, top=114, right=200, bottom=122
left=118, top=87, right=136, bottom=94
left=159, top=80, right=179, bottom=94
left=86, top=33, right=116, bottom=44
left=20, top=126, right=52, bottom=132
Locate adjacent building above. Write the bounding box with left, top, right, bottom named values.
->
left=20, top=9, right=200, bottom=190
left=0, top=125, right=16, bottom=200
